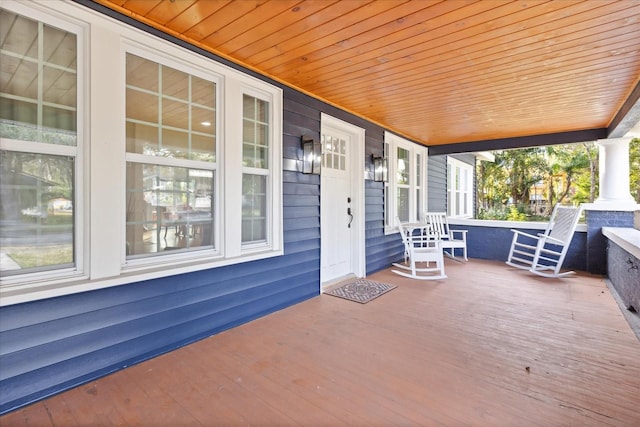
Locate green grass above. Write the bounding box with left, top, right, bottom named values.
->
left=6, top=245, right=73, bottom=269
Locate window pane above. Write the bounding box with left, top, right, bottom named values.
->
left=43, top=66, right=76, bottom=107
left=463, top=192, right=469, bottom=216
left=397, top=147, right=409, bottom=185
left=126, top=122, right=157, bottom=154
left=0, top=9, right=77, bottom=146
left=43, top=105, right=75, bottom=133
left=191, top=106, right=215, bottom=135
left=242, top=174, right=266, bottom=243
left=0, top=12, right=38, bottom=59
left=126, top=163, right=214, bottom=257
left=162, top=66, right=189, bottom=100
left=461, top=168, right=469, bottom=191
left=43, top=24, right=77, bottom=68
left=126, top=53, right=158, bottom=92
left=0, top=151, right=75, bottom=276
left=162, top=98, right=189, bottom=130
left=126, top=88, right=159, bottom=123
left=162, top=128, right=189, bottom=158
left=191, top=133, right=215, bottom=162
left=322, top=134, right=346, bottom=171
left=192, top=76, right=215, bottom=107
left=242, top=95, right=269, bottom=170
left=447, top=162, right=455, bottom=216
left=397, top=187, right=410, bottom=222
left=1, top=55, right=38, bottom=99
left=384, top=183, right=390, bottom=227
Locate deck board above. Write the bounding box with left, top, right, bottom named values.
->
left=2, top=259, right=639, bottom=426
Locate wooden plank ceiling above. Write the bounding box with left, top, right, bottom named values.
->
left=94, top=0, right=640, bottom=147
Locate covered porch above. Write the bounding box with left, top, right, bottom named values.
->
left=1, top=0, right=640, bottom=419
left=3, top=258, right=639, bottom=426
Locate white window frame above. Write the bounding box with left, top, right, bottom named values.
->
left=384, top=131, right=428, bottom=234
left=0, top=2, right=87, bottom=289
left=0, top=0, right=282, bottom=305
left=239, top=87, right=277, bottom=252
left=447, top=157, right=474, bottom=218
left=122, top=45, right=222, bottom=267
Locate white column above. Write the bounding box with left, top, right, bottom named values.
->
left=595, top=137, right=635, bottom=205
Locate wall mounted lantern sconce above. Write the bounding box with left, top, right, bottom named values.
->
left=301, top=137, right=322, bottom=175
left=372, top=154, right=388, bottom=182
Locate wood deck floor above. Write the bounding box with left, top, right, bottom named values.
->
left=3, top=259, right=640, bottom=426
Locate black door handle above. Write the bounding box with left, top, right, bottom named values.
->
left=347, top=207, right=353, bottom=228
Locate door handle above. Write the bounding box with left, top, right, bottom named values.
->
left=347, top=207, right=353, bottom=228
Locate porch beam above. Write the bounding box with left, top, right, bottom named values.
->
left=427, top=128, right=607, bottom=156
left=608, top=80, right=640, bottom=138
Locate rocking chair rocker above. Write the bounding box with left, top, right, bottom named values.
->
left=392, top=221, right=447, bottom=280
left=506, top=205, right=582, bottom=278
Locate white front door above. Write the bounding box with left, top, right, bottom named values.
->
left=320, top=114, right=365, bottom=287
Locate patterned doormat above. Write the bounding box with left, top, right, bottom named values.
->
left=324, top=278, right=397, bottom=304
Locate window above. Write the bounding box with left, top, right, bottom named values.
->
left=384, top=132, right=427, bottom=232
left=0, top=1, right=282, bottom=303
left=396, top=146, right=411, bottom=222
left=125, top=53, right=217, bottom=258
left=122, top=47, right=282, bottom=268
left=0, top=7, right=83, bottom=281
left=416, top=152, right=423, bottom=220
left=447, top=157, right=473, bottom=218
left=242, top=94, right=269, bottom=245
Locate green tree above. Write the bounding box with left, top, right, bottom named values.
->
left=476, top=148, right=547, bottom=219
left=476, top=155, right=508, bottom=211
left=631, top=137, right=640, bottom=203
left=567, top=142, right=598, bottom=204
left=544, top=144, right=592, bottom=211
left=504, top=148, right=547, bottom=207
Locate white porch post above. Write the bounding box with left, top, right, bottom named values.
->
left=582, top=137, right=638, bottom=275
left=595, top=137, right=635, bottom=205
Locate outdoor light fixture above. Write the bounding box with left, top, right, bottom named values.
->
left=301, top=137, right=321, bottom=174
left=372, top=154, right=388, bottom=182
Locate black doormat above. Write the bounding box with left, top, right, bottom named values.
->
left=324, top=278, right=397, bottom=304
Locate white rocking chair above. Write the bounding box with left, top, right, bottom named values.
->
left=424, top=212, right=468, bottom=261
left=506, top=205, right=582, bottom=278
left=392, top=221, right=447, bottom=280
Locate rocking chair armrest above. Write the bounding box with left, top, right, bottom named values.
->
left=509, top=229, right=539, bottom=240
left=537, top=234, right=565, bottom=245
left=449, top=229, right=468, bottom=240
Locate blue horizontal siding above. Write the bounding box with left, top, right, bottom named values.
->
left=428, top=155, right=447, bottom=212
left=364, top=180, right=404, bottom=274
